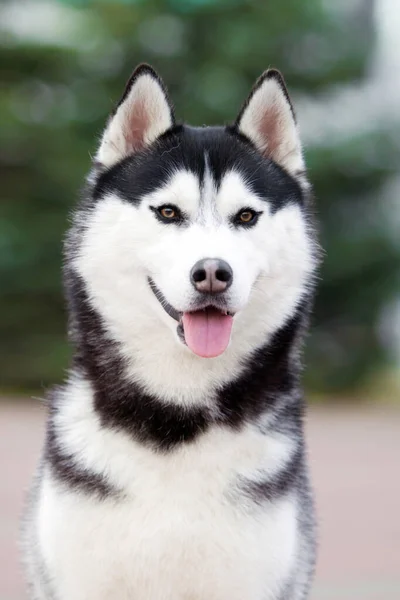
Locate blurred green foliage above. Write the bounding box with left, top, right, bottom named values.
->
left=1, top=0, right=399, bottom=392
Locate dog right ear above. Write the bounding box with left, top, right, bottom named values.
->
left=235, top=69, right=305, bottom=180
left=96, top=64, right=175, bottom=168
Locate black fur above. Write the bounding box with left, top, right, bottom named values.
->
left=92, top=126, right=304, bottom=215
left=239, top=441, right=304, bottom=504
left=215, top=302, right=309, bottom=428
left=46, top=402, right=117, bottom=498
left=148, top=277, right=180, bottom=322
left=57, top=269, right=312, bottom=455
left=64, top=272, right=210, bottom=452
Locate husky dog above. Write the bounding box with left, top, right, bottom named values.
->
left=23, top=64, right=318, bottom=600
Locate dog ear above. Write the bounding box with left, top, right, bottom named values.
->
left=97, top=64, right=175, bottom=167
left=235, top=70, right=304, bottom=178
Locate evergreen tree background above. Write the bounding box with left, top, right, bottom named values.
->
left=1, top=0, right=399, bottom=393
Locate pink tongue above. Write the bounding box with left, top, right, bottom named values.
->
left=182, top=308, right=233, bottom=358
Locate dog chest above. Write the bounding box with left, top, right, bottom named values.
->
left=37, top=423, right=298, bottom=599
left=38, top=467, right=298, bottom=600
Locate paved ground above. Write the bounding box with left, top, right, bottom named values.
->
left=1, top=399, right=399, bottom=599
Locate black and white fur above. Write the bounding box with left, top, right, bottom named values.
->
left=23, top=64, right=318, bottom=600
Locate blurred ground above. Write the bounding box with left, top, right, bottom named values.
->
left=1, top=399, right=399, bottom=600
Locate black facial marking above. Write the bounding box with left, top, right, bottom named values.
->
left=177, top=322, right=186, bottom=344
left=148, top=277, right=181, bottom=322
left=91, top=126, right=303, bottom=214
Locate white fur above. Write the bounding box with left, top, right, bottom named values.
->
left=73, top=169, right=314, bottom=404
left=33, top=374, right=298, bottom=600
left=55, top=374, right=296, bottom=494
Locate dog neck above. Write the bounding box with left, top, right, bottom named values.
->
left=64, top=269, right=308, bottom=451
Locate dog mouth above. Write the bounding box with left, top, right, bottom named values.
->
left=148, top=278, right=234, bottom=358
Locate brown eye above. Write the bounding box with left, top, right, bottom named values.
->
left=151, top=204, right=184, bottom=224
left=160, top=206, right=176, bottom=219
left=239, top=210, right=254, bottom=223
left=233, top=208, right=261, bottom=227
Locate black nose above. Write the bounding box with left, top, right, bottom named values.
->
left=190, top=258, right=233, bottom=294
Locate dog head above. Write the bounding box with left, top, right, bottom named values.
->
left=70, top=65, right=316, bottom=370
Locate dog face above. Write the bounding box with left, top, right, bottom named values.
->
left=72, top=65, right=316, bottom=363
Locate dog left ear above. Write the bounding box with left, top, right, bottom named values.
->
left=96, top=64, right=175, bottom=167
left=235, top=70, right=304, bottom=178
